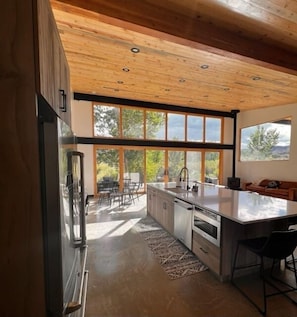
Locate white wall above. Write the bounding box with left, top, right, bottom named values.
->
left=72, top=100, right=93, bottom=137
left=236, top=103, right=297, bottom=185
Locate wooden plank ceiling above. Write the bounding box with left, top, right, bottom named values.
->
left=51, top=0, right=297, bottom=113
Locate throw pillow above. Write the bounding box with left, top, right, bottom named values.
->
left=266, top=180, right=280, bottom=189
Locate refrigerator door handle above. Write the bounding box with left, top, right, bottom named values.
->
left=67, top=151, right=86, bottom=248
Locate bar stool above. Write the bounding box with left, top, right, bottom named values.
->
left=286, top=217, right=297, bottom=271
left=231, top=230, right=297, bottom=315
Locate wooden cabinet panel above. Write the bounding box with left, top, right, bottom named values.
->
left=155, top=193, right=163, bottom=224
left=147, top=187, right=174, bottom=234
left=192, top=231, right=220, bottom=275
left=147, top=186, right=157, bottom=219
left=37, top=0, right=71, bottom=124
left=1, top=1, right=47, bottom=315
left=58, top=46, right=72, bottom=124
left=37, top=0, right=59, bottom=108
left=160, top=193, right=174, bottom=235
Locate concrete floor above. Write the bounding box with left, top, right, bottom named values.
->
left=85, top=195, right=297, bottom=317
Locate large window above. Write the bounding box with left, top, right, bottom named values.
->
left=123, top=149, right=144, bottom=183
left=93, top=104, right=222, bottom=143
left=187, top=151, right=202, bottom=181
left=205, top=117, right=221, bottom=143
left=204, top=151, right=220, bottom=184
left=187, top=115, right=203, bottom=142
left=146, top=110, right=166, bottom=140
left=93, top=104, right=225, bottom=192
left=240, top=117, right=291, bottom=161
left=93, top=105, right=120, bottom=137
left=96, top=148, right=120, bottom=193
left=167, top=113, right=185, bottom=141
left=122, top=109, right=144, bottom=139
left=168, top=150, right=185, bottom=180
left=146, top=150, right=165, bottom=182
left=95, top=146, right=222, bottom=193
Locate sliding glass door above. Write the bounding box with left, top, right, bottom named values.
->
left=95, top=146, right=222, bottom=193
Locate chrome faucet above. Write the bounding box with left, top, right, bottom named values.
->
left=178, top=166, right=190, bottom=190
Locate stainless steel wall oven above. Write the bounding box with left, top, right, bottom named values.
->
left=192, top=205, right=221, bottom=247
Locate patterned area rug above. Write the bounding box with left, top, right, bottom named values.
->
left=135, top=216, right=208, bottom=280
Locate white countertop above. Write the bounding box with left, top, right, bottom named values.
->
left=149, top=182, right=297, bottom=224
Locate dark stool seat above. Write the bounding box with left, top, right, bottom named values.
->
left=286, top=217, right=297, bottom=271
left=231, top=229, right=297, bottom=315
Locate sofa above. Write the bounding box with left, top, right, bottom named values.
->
left=243, top=179, right=297, bottom=201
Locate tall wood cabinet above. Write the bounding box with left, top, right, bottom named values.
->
left=37, top=0, right=71, bottom=125
left=0, top=1, right=71, bottom=316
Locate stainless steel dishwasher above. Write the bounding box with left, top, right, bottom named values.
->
left=174, top=198, right=193, bottom=249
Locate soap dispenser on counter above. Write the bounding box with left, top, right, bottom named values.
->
left=192, top=181, right=199, bottom=192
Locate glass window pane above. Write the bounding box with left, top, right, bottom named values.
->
left=205, top=117, right=221, bottom=143
left=168, top=151, right=185, bottom=181
left=240, top=117, right=291, bottom=161
left=187, top=115, right=203, bottom=142
left=204, top=152, right=220, bottom=184
left=167, top=113, right=185, bottom=141
left=96, top=148, right=119, bottom=193
left=146, top=150, right=165, bottom=183
left=146, top=110, right=166, bottom=140
left=122, top=109, right=144, bottom=139
left=186, top=151, right=202, bottom=182
left=123, top=149, right=144, bottom=190
left=93, top=104, right=120, bottom=137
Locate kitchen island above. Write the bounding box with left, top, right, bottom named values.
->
left=147, top=183, right=297, bottom=281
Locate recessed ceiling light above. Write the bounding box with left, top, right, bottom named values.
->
left=252, top=76, right=261, bottom=80
left=200, top=64, right=209, bottom=69
left=122, top=67, right=130, bottom=72
left=131, top=47, right=140, bottom=53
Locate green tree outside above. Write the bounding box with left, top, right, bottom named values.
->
left=247, top=126, right=279, bottom=160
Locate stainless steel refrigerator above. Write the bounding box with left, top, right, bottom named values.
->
left=38, top=97, right=88, bottom=317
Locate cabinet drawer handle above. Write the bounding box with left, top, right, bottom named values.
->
left=59, top=89, right=67, bottom=112
left=200, top=247, right=208, bottom=254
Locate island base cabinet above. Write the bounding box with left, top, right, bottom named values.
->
left=147, top=186, right=157, bottom=218
left=192, top=231, right=220, bottom=276
left=157, top=191, right=174, bottom=235
left=147, top=185, right=175, bottom=235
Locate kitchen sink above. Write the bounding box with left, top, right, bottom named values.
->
left=165, top=187, right=188, bottom=193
